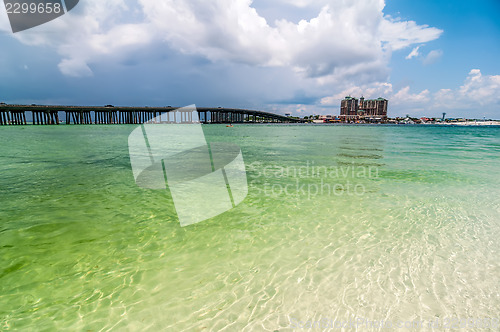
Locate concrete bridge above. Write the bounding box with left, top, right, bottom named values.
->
left=0, top=104, right=299, bottom=125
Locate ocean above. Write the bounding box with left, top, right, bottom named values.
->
left=1, top=124, right=499, bottom=330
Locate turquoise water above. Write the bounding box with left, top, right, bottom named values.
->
left=1, top=124, right=499, bottom=331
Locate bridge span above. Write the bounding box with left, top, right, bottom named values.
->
left=0, top=105, right=299, bottom=125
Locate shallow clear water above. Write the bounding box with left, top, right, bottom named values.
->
left=1, top=124, right=499, bottom=331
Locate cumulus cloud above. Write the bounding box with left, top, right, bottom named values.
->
left=428, top=69, right=500, bottom=112
left=379, top=17, right=442, bottom=50
left=429, top=69, right=500, bottom=118
left=392, top=86, right=430, bottom=105
left=268, top=103, right=320, bottom=116
left=459, top=69, right=500, bottom=102
left=272, top=0, right=327, bottom=8
left=321, top=69, right=500, bottom=117
left=405, top=46, right=420, bottom=59
left=2, top=0, right=442, bottom=79
left=422, top=49, right=443, bottom=65
left=58, top=58, right=93, bottom=77
left=2, top=0, right=152, bottom=76
left=0, top=5, right=11, bottom=32
left=320, top=82, right=393, bottom=105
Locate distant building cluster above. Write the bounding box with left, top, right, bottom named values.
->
left=340, top=96, right=388, bottom=121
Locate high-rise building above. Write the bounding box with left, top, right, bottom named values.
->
left=340, top=96, right=359, bottom=119
left=340, top=96, right=388, bottom=121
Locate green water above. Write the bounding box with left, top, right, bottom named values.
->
left=1, top=125, right=499, bottom=331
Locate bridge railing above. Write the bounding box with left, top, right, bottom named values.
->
left=0, top=106, right=300, bottom=125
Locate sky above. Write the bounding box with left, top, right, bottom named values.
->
left=0, top=0, right=499, bottom=118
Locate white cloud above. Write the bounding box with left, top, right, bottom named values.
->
left=3, top=0, right=442, bottom=79
left=379, top=17, right=442, bottom=50
left=320, top=69, right=500, bottom=117
left=458, top=69, right=500, bottom=102
left=429, top=69, right=500, bottom=118
left=268, top=103, right=320, bottom=116
left=423, top=69, right=500, bottom=114
left=405, top=46, right=420, bottom=59
left=392, top=86, right=430, bottom=103
left=273, top=0, right=326, bottom=8
left=422, top=49, right=443, bottom=65
left=4, top=0, right=152, bottom=77
left=58, top=58, right=93, bottom=77
left=0, top=0, right=15, bottom=32
left=320, top=82, right=393, bottom=105
left=7, top=0, right=479, bottom=117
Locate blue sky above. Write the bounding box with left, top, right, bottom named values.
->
left=0, top=0, right=499, bottom=118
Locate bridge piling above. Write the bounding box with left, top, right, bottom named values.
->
left=0, top=106, right=299, bottom=125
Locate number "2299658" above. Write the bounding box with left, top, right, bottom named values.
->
left=5, top=2, right=62, bottom=14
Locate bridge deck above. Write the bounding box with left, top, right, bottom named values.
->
left=0, top=105, right=299, bottom=125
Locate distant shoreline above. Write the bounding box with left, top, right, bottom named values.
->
left=307, top=121, right=500, bottom=126
left=3, top=121, right=500, bottom=127
left=1, top=103, right=498, bottom=126
left=426, top=120, right=500, bottom=126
